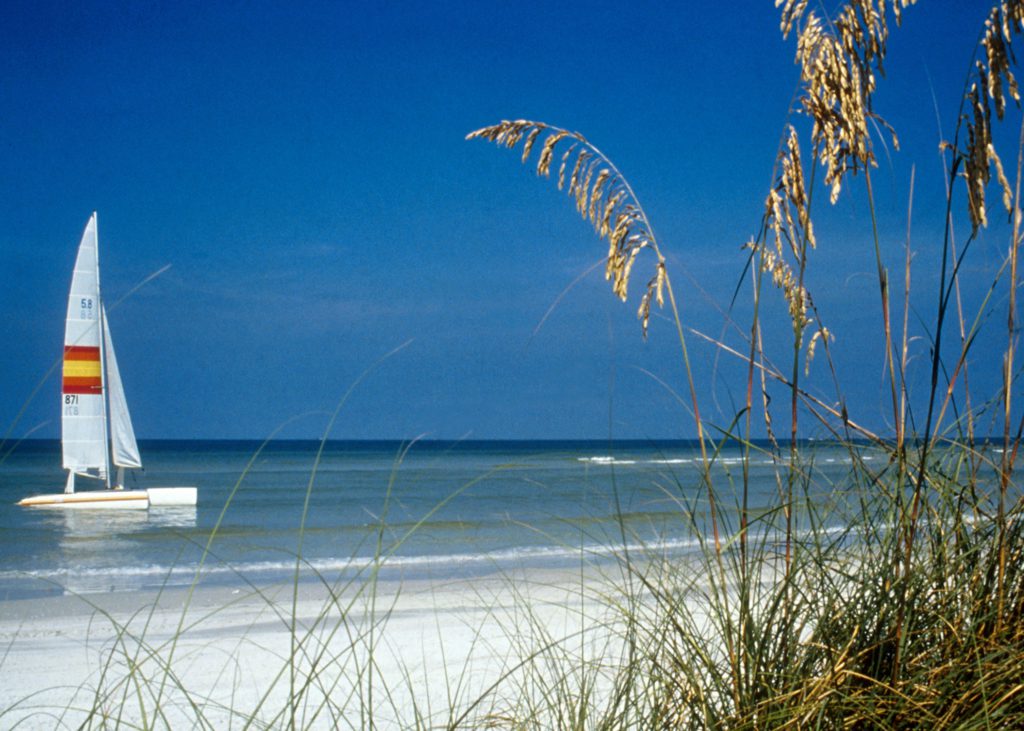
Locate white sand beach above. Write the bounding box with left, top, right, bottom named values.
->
left=0, top=567, right=630, bottom=729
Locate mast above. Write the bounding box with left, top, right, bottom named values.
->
left=93, top=213, right=112, bottom=489
left=98, top=299, right=112, bottom=490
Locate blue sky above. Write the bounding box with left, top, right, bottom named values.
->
left=1, top=1, right=1015, bottom=440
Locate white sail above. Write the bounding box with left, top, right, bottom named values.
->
left=103, top=306, right=142, bottom=470
left=61, top=212, right=109, bottom=485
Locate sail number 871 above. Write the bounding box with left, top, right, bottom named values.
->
left=64, top=394, right=79, bottom=415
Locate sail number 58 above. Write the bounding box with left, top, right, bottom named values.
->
left=80, top=298, right=94, bottom=319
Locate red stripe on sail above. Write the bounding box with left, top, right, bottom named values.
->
left=63, top=384, right=102, bottom=395
left=63, top=377, right=102, bottom=394
left=64, top=346, right=101, bottom=360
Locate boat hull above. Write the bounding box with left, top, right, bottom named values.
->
left=17, top=487, right=196, bottom=509
left=147, top=487, right=198, bottom=506
left=18, top=490, right=150, bottom=508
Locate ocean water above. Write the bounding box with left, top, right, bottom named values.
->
left=0, top=439, right=875, bottom=600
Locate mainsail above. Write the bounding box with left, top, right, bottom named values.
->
left=62, top=213, right=108, bottom=486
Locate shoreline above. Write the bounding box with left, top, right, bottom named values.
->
left=0, top=563, right=631, bottom=728
left=0, top=545, right=638, bottom=603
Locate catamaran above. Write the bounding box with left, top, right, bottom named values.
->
left=18, top=213, right=197, bottom=509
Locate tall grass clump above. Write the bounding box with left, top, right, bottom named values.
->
left=468, top=0, right=1023, bottom=726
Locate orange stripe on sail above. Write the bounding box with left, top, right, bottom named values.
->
left=64, top=346, right=101, bottom=360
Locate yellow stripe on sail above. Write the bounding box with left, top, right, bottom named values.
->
left=63, top=360, right=102, bottom=378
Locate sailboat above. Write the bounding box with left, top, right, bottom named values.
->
left=18, top=213, right=197, bottom=509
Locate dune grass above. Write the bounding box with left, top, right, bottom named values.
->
left=462, top=1, right=1024, bottom=727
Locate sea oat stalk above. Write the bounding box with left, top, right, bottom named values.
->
left=467, top=120, right=722, bottom=557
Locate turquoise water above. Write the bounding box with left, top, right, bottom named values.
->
left=0, top=439, right=869, bottom=599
